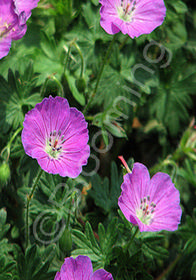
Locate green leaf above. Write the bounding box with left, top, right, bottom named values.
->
left=170, top=1, right=188, bottom=14
left=0, top=66, right=40, bottom=132
left=16, top=244, right=56, bottom=280
left=72, top=224, right=102, bottom=263
left=64, top=72, right=85, bottom=105
left=89, top=162, right=123, bottom=214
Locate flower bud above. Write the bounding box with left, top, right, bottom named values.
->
left=0, top=162, right=10, bottom=186
left=59, top=228, right=72, bottom=252
left=75, top=77, right=86, bottom=93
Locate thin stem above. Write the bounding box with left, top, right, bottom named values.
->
left=63, top=39, right=77, bottom=74
left=119, top=34, right=129, bottom=50
left=154, top=253, right=182, bottom=280
left=64, top=43, right=72, bottom=74
left=72, top=42, right=84, bottom=78
left=25, top=169, right=43, bottom=248
left=51, top=76, right=64, bottom=97
left=126, top=226, right=139, bottom=250
left=83, top=34, right=118, bottom=115
left=1, top=127, right=22, bottom=161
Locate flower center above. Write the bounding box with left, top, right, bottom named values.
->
left=45, top=130, right=65, bottom=159
left=136, top=196, right=156, bottom=225
left=0, top=12, right=26, bottom=39
left=0, top=21, right=11, bottom=38
left=117, top=0, right=137, bottom=22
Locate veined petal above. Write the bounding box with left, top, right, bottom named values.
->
left=22, top=96, right=90, bottom=178
left=14, top=0, right=40, bottom=20
left=92, top=269, right=114, bottom=280
left=118, top=161, right=182, bottom=232
left=99, top=0, right=166, bottom=38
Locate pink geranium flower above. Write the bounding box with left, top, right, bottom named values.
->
left=22, top=96, right=90, bottom=178
left=99, top=0, right=166, bottom=38
left=0, top=0, right=39, bottom=59
left=118, top=162, right=182, bottom=232
left=55, top=255, right=113, bottom=280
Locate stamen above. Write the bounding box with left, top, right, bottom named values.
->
left=54, top=139, right=58, bottom=148
left=61, top=139, right=66, bottom=144
left=136, top=195, right=155, bottom=225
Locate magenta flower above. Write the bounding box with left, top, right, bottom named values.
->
left=0, top=0, right=39, bottom=59
left=54, top=255, right=113, bottom=280
left=22, top=96, right=90, bottom=178
left=118, top=162, right=182, bottom=232
left=99, top=0, right=166, bottom=38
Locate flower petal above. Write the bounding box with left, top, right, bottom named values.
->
left=14, top=0, right=40, bottom=20
left=118, top=163, right=150, bottom=225
left=92, top=269, right=114, bottom=280
left=22, top=96, right=90, bottom=178
left=59, top=256, right=92, bottom=280
left=99, top=0, right=166, bottom=38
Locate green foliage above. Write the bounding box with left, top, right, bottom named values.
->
left=0, top=0, right=195, bottom=279
left=89, top=162, right=123, bottom=214
left=0, top=64, right=41, bottom=133
left=0, top=208, right=16, bottom=279
left=15, top=244, right=56, bottom=280
left=72, top=218, right=119, bottom=270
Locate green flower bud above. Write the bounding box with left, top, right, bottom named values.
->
left=59, top=228, right=72, bottom=252
left=0, top=162, right=10, bottom=186
left=75, top=77, right=86, bottom=93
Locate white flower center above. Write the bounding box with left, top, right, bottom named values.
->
left=45, top=130, right=65, bottom=159
left=136, top=196, right=156, bottom=225
left=117, top=0, right=137, bottom=22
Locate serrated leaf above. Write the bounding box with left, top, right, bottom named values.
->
left=89, top=161, right=122, bottom=214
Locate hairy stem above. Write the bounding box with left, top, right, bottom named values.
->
left=83, top=34, right=118, bottom=115
left=25, top=169, right=43, bottom=248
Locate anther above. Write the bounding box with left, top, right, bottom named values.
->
left=147, top=196, right=150, bottom=201
left=53, top=130, right=56, bottom=136
left=61, top=135, right=64, bottom=141
left=61, top=139, right=66, bottom=144
left=50, top=132, right=52, bottom=136
left=143, top=197, right=146, bottom=203
left=58, top=130, right=61, bottom=136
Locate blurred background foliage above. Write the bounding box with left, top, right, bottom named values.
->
left=0, top=0, right=196, bottom=279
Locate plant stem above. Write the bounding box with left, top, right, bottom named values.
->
left=72, top=42, right=85, bottom=78
left=25, top=169, right=43, bottom=248
left=126, top=226, right=139, bottom=250
left=83, top=34, right=118, bottom=115
left=1, top=127, right=22, bottom=161
left=154, top=253, right=182, bottom=280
